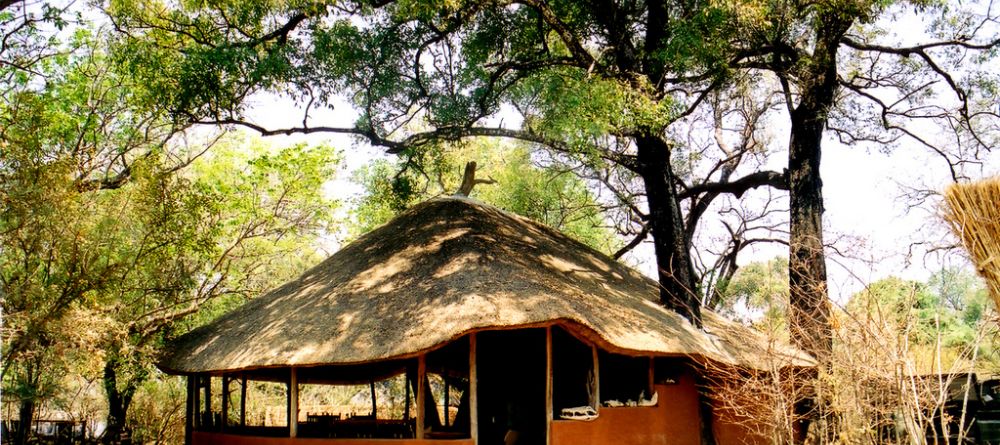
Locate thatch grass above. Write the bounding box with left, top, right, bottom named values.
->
left=943, top=177, right=1000, bottom=308
left=159, top=197, right=814, bottom=374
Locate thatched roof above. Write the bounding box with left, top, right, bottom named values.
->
left=943, top=177, right=1000, bottom=307
left=160, top=197, right=814, bottom=374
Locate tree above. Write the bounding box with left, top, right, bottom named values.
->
left=1, top=126, right=339, bottom=444
left=714, top=257, right=790, bottom=332
left=1, top=21, right=185, bottom=444
left=0, top=1, right=75, bottom=86
left=717, top=263, right=993, bottom=359
left=2, top=127, right=339, bottom=443
left=105, top=0, right=794, bottom=330
left=830, top=272, right=995, bottom=444
left=96, top=136, right=340, bottom=442
left=104, top=0, right=1000, bottom=366
left=846, top=271, right=994, bottom=366
left=715, top=0, right=1000, bottom=360
left=1, top=17, right=341, bottom=443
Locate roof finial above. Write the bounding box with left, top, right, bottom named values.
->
left=454, top=161, right=496, bottom=197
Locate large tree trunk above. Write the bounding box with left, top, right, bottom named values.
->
left=785, top=16, right=854, bottom=444
left=786, top=17, right=853, bottom=363
left=103, top=359, right=138, bottom=444
left=12, top=359, right=43, bottom=445
left=635, top=135, right=702, bottom=326
left=787, top=106, right=832, bottom=361
left=15, top=397, right=35, bottom=445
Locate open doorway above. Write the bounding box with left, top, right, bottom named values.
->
left=476, top=329, right=547, bottom=445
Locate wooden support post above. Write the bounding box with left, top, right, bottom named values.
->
left=205, top=376, right=212, bottom=429
left=289, top=368, right=298, bottom=438
left=417, top=354, right=426, bottom=439
left=240, top=375, right=247, bottom=427
left=444, top=379, right=450, bottom=427
left=193, top=375, right=201, bottom=430
left=404, top=377, right=411, bottom=421
left=648, top=357, right=655, bottom=394
left=404, top=370, right=411, bottom=421
left=545, top=327, right=553, bottom=445
left=469, top=333, right=478, bottom=445
left=221, top=374, right=229, bottom=432
left=185, top=376, right=194, bottom=445
left=592, top=345, right=600, bottom=412
left=370, top=380, right=378, bottom=418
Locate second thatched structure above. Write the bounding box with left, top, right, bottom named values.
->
left=943, top=177, right=1000, bottom=308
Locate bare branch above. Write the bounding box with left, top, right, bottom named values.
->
left=612, top=224, right=649, bottom=259
left=680, top=170, right=789, bottom=200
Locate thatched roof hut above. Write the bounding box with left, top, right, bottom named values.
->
left=162, top=196, right=812, bottom=374
left=168, top=197, right=814, bottom=445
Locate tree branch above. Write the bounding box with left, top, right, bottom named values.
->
left=516, top=0, right=596, bottom=67
left=0, top=0, right=19, bottom=12
left=612, top=224, right=649, bottom=259
left=244, top=12, right=308, bottom=47
left=454, top=161, right=496, bottom=196
left=839, top=35, right=1000, bottom=116
left=679, top=170, right=789, bottom=200
left=841, top=34, right=1000, bottom=54
left=197, top=116, right=641, bottom=171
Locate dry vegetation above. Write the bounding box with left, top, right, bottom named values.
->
left=706, top=284, right=998, bottom=445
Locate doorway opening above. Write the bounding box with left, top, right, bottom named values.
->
left=476, top=329, right=547, bottom=445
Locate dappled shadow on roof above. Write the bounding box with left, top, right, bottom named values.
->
left=162, top=197, right=813, bottom=375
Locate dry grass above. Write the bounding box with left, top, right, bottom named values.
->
left=704, top=278, right=997, bottom=445
left=943, top=177, right=1000, bottom=308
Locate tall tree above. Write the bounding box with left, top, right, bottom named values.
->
left=714, top=257, right=790, bottom=331
left=0, top=16, right=341, bottom=443
left=1, top=22, right=183, bottom=444
left=97, top=137, right=340, bottom=442
left=105, top=0, right=1000, bottom=364
left=719, top=0, right=1000, bottom=359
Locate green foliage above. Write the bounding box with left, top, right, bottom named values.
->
left=0, top=2, right=82, bottom=87
left=848, top=270, right=992, bottom=351
left=715, top=260, right=992, bottom=353
left=1, top=126, right=341, bottom=438
left=515, top=70, right=679, bottom=154
left=104, top=0, right=741, bottom=146
left=0, top=10, right=347, bottom=432
left=0, top=18, right=341, bottom=435
left=169, top=135, right=341, bottom=330
left=127, top=372, right=186, bottom=445
left=94, top=135, right=340, bottom=436
left=714, top=257, right=790, bottom=332
left=350, top=140, right=621, bottom=255
left=2, top=27, right=171, bottom=413
left=102, top=0, right=817, bottom=328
